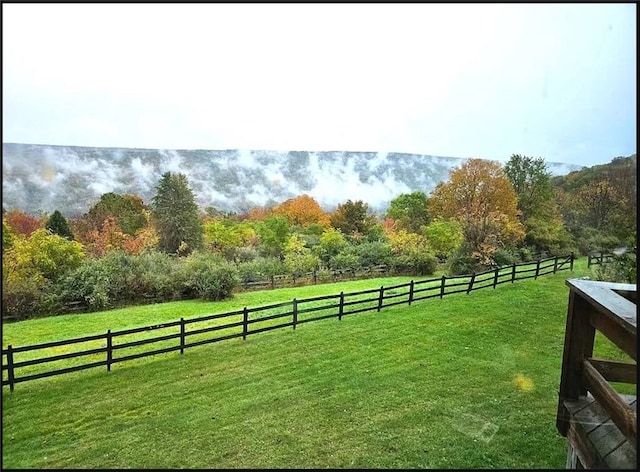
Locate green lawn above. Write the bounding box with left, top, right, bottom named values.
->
left=2, top=258, right=634, bottom=468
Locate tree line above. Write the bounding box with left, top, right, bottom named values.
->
left=2, top=153, right=636, bottom=321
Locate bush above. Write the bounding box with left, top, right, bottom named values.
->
left=2, top=278, right=58, bottom=321
left=493, top=246, right=517, bottom=267
left=354, top=241, right=392, bottom=267
left=447, top=247, right=476, bottom=276
left=182, top=252, right=239, bottom=301
left=390, top=251, right=437, bottom=276
left=593, top=250, right=637, bottom=284
left=237, top=257, right=284, bottom=283
left=329, top=252, right=361, bottom=270
left=132, top=250, right=186, bottom=300
left=55, top=259, right=113, bottom=311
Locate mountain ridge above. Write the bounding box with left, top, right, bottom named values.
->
left=2, top=142, right=584, bottom=217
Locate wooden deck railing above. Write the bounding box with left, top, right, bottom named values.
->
left=556, top=279, right=637, bottom=469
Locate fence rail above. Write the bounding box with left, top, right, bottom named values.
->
left=2, top=254, right=574, bottom=391
left=587, top=252, right=616, bottom=268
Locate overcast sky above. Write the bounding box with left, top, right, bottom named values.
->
left=2, top=3, right=636, bottom=167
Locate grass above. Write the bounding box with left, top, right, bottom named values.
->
left=1, top=258, right=635, bottom=468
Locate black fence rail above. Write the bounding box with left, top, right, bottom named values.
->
left=2, top=254, right=574, bottom=391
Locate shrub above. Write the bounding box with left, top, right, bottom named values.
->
left=493, top=246, right=517, bottom=267
left=182, top=252, right=239, bottom=301
left=2, top=278, right=57, bottom=321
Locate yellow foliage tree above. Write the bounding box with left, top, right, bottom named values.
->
left=429, top=159, right=525, bottom=261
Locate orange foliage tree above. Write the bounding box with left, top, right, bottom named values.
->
left=272, top=194, right=330, bottom=228
left=429, top=159, right=525, bottom=262
left=4, top=209, right=43, bottom=238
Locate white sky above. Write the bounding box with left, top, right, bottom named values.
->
left=2, top=3, right=636, bottom=167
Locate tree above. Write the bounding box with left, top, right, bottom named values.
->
left=4, top=209, right=42, bottom=238
left=273, top=194, right=330, bottom=228
left=151, top=172, right=204, bottom=256
left=45, top=210, right=74, bottom=240
left=385, top=191, right=430, bottom=233
left=255, top=216, right=290, bottom=260
left=429, top=159, right=525, bottom=265
left=84, top=192, right=149, bottom=236
left=503, top=154, right=570, bottom=253
left=3, top=218, right=15, bottom=251
left=423, top=219, right=464, bottom=260
left=4, top=228, right=84, bottom=283
left=330, top=200, right=377, bottom=239
left=503, top=154, right=553, bottom=221
left=315, top=228, right=348, bottom=265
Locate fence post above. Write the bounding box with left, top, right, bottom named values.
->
left=553, top=256, right=558, bottom=274
left=493, top=268, right=499, bottom=289
left=535, top=260, right=541, bottom=279
left=570, top=252, right=574, bottom=271
left=271, top=276, right=275, bottom=290
left=106, top=330, right=112, bottom=372
left=467, top=273, right=475, bottom=294
left=338, top=292, right=344, bottom=320
left=511, top=262, right=516, bottom=283
left=440, top=275, right=446, bottom=299
left=408, top=281, right=414, bottom=306
left=313, top=270, right=317, bottom=284
left=180, top=318, right=185, bottom=355
left=293, top=298, right=298, bottom=330
left=7, top=345, right=15, bottom=392
left=377, top=286, right=384, bottom=312
left=243, top=307, right=248, bottom=340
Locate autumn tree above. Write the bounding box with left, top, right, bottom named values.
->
left=385, top=191, right=430, bottom=233
left=429, top=159, right=525, bottom=265
left=3, top=228, right=84, bottom=283
left=330, top=199, right=377, bottom=240
left=4, top=209, right=42, bottom=238
left=151, top=172, right=204, bottom=256
left=574, top=179, right=623, bottom=231
left=45, top=210, right=74, bottom=240
left=273, top=194, right=331, bottom=228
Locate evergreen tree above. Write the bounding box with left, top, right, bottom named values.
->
left=45, top=210, right=74, bottom=240
left=151, top=172, right=204, bottom=255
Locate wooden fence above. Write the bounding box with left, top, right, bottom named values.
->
left=587, top=252, right=616, bottom=268
left=2, top=254, right=574, bottom=391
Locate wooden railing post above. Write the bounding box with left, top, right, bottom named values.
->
left=511, top=262, right=516, bottom=283
left=553, top=256, right=558, bottom=274
left=7, top=345, right=15, bottom=392
left=440, top=275, right=446, bottom=299
left=467, top=273, right=475, bottom=294
left=493, top=268, right=499, bottom=288
left=180, top=318, right=185, bottom=354
left=338, top=292, right=344, bottom=320
left=570, top=252, right=574, bottom=271
left=377, top=286, right=384, bottom=312
left=535, top=260, right=541, bottom=279
left=242, top=307, right=249, bottom=340
left=408, top=281, right=414, bottom=305
left=292, top=298, right=298, bottom=330
left=556, top=289, right=597, bottom=435
left=106, top=330, right=112, bottom=372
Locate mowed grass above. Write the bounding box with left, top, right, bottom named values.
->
left=2, top=259, right=634, bottom=469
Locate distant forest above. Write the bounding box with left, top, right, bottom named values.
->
left=3, top=153, right=636, bottom=321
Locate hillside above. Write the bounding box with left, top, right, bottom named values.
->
left=2, top=143, right=584, bottom=217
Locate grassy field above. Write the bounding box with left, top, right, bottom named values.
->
left=1, top=258, right=634, bottom=468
